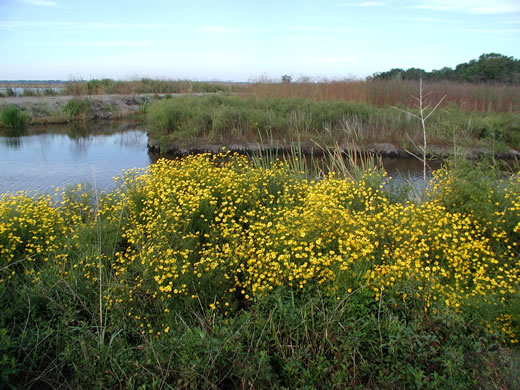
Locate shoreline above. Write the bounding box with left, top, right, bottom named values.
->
left=2, top=94, right=520, bottom=160
left=147, top=137, right=520, bottom=160
left=0, top=93, right=211, bottom=125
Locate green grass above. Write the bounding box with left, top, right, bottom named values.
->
left=1, top=156, right=519, bottom=388
left=0, top=105, right=28, bottom=133
left=146, top=95, right=520, bottom=152
left=62, top=98, right=92, bottom=120
left=65, top=78, right=245, bottom=96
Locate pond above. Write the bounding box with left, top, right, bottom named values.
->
left=0, top=121, right=440, bottom=195
left=0, top=121, right=154, bottom=194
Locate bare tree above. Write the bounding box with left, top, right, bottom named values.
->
left=393, top=78, right=446, bottom=181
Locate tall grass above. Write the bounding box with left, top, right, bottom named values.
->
left=146, top=95, right=520, bottom=152
left=65, top=78, right=246, bottom=96
left=0, top=105, right=28, bottom=133
left=1, top=155, right=519, bottom=387
left=249, top=79, right=520, bottom=113
left=63, top=98, right=92, bottom=120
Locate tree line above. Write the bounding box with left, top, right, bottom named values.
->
left=371, top=53, right=520, bottom=84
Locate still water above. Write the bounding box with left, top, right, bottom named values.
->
left=0, top=121, right=153, bottom=194
left=0, top=121, right=437, bottom=195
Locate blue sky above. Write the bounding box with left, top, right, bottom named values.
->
left=1, top=0, right=519, bottom=81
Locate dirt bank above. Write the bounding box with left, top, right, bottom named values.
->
left=147, top=138, right=520, bottom=160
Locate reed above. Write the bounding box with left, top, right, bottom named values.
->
left=248, top=79, right=520, bottom=113
left=0, top=105, right=28, bottom=132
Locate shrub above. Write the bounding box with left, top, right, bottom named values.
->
left=63, top=98, right=91, bottom=120
left=0, top=105, right=28, bottom=131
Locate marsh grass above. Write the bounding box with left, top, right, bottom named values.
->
left=146, top=95, right=520, bottom=152
left=65, top=78, right=245, bottom=96
left=249, top=79, right=520, bottom=113
left=0, top=105, right=28, bottom=133
left=63, top=98, right=92, bottom=120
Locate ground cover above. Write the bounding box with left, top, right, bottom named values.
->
left=1, top=153, right=519, bottom=388
left=146, top=94, right=520, bottom=155
left=249, top=79, right=520, bottom=113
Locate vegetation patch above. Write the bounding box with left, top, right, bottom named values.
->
left=62, top=98, right=92, bottom=120
left=0, top=104, right=28, bottom=133
left=1, top=154, right=519, bottom=387
left=146, top=95, right=520, bottom=152
left=65, top=77, right=243, bottom=96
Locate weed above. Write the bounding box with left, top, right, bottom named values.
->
left=146, top=95, right=520, bottom=152
left=63, top=98, right=92, bottom=120
left=0, top=105, right=28, bottom=132
left=1, top=154, right=519, bottom=388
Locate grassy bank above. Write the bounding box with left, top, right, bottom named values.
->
left=1, top=153, right=519, bottom=388
left=64, top=78, right=247, bottom=96
left=146, top=94, right=520, bottom=153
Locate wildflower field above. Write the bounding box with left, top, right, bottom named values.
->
left=1, top=153, right=520, bottom=388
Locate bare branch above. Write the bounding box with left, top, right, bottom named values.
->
left=390, top=106, right=421, bottom=120
left=424, top=95, right=447, bottom=121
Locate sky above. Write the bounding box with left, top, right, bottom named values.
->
left=0, top=0, right=519, bottom=81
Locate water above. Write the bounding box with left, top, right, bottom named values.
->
left=1, top=120, right=439, bottom=195
left=0, top=87, right=64, bottom=96
left=0, top=121, right=152, bottom=194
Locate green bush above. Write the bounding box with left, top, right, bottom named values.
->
left=63, top=98, right=91, bottom=120
left=0, top=105, right=28, bottom=131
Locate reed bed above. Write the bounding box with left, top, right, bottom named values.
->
left=249, top=79, right=520, bottom=113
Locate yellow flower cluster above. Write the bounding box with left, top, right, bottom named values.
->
left=1, top=153, right=519, bottom=342
left=0, top=192, right=67, bottom=282
left=104, top=154, right=519, bottom=340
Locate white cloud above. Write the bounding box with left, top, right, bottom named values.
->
left=339, top=1, right=384, bottom=7
left=457, top=28, right=520, bottom=34
left=0, top=20, right=75, bottom=29
left=288, top=25, right=359, bottom=33
left=502, top=17, right=520, bottom=25
left=196, top=26, right=233, bottom=33
left=360, top=1, right=384, bottom=6
left=19, top=0, right=57, bottom=6
left=309, top=56, right=358, bottom=64
left=84, top=23, right=170, bottom=30
left=193, top=26, right=256, bottom=33
left=76, top=40, right=155, bottom=48
left=397, top=15, right=457, bottom=24
left=409, top=0, right=520, bottom=14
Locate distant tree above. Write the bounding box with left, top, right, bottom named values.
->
left=454, top=59, right=481, bottom=82
left=476, top=53, right=519, bottom=83
left=372, top=53, right=520, bottom=84
left=402, top=68, right=427, bottom=81
left=430, top=67, right=455, bottom=81
left=375, top=68, right=404, bottom=81
left=281, top=75, right=292, bottom=83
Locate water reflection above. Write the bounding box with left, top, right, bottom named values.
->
left=0, top=120, right=152, bottom=194
left=1, top=136, right=23, bottom=149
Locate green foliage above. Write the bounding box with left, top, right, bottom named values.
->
left=63, top=98, right=92, bottom=120
left=373, top=53, right=520, bottom=84
left=146, top=95, right=520, bottom=151
left=0, top=105, right=28, bottom=132
left=64, top=78, right=241, bottom=96
left=1, top=156, right=520, bottom=388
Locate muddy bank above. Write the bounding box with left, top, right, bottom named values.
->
left=148, top=138, right=520, bottom=160
left=0, top=93, right=210, bottom=124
